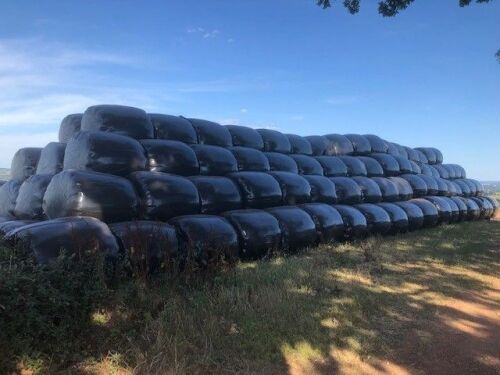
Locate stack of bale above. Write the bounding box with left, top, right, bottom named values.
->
left=0, top=105, right=497, bottom=270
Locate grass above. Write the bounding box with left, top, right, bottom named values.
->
left=2, top=220, right=500, bottom=374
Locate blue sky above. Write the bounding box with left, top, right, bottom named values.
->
left=0, top=0, right=498, bottom=179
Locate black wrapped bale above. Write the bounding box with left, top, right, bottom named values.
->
left=470, top=197, right=489, bottom=219
left=36, top=142, right=66, bottom=175
left=394, top=201, right=425, bottom=230
left=432, top=164, right=449, bottom=179
left=222, top=209, right=281, bottom=260
left=400, top=174, right=427, bottom=197
left=415, top=148, right=437, bottom=165
left=11, top=147, right=42, bottom=182
left=470, top=179, right=484, bottom=196
left=430, top=148, right=443, bottom=164
left=413, top=149, right=429, bottom=164
left=370, top=154, right=400, bottom=177
left=0, top=220, right=38, bottom=238
left=364, top=134, right=388, bottom=154
left=188, top=118, right=233, bottom=147
left=129, top=171, right=199, bottom=221
left=376, top=203, right=409, bottom=233
left=404, top=147, right=420, bottom=163
left=442, top=164, right=456, bottom=179
left=315, top=156, right=348, bottom=177
left=14, top=174, right=53, bottom=220
left=357, top=157, right=385, bottom=177
left=424, top=196, right=452, bottom=223
left=332, top=205, right=368, bottom=239
left=266, top=206, right=317, bottom=251
left=393, top=144, right=408, bottom=159
left=0, top=180, right=22, bottom=219
left=290, top=155, right=324, bottom=176
left=286, top=134, right=313, bottom=155
left=268, top=172, right=311, bottom=205
left=484, top=196, right=499, bottom=211
left=0, top=217, right=9, bottom=223
left=64, top=131, right=147, bottom=177
left=435, top=178, right=449, bottom=196
left=418, top=175, right=439, bottom=196
left=388, top=176, right=414, bottom=201
left=0, top=181, right=4, bottom=187
left=329, top=177, right=362, bottom=204
left=82, top=104, right=154, bottom=139
left=449, top=197, right=468, bottom=221
left=149, top=114, right=198, bottom=144
left=460, top=197, right=480, bottom=220
left=450, top=181, right=463, bottom=196
left=454, top=165, right=466, bottom=179
left=44, top=170, right=139, bottom=223
left=409, top=161, right=422, bottom=175
left=59, top=113, right=82, bottom=143
left=257, top=129, right=292, bottom=153
left=265, top=152, right=299, bottom=173
left=419, top=164, right=434, bottom=177
left=109, top=221, right=179, bottom=274
left=409, top=199, right=439, bottom=227
left=427, top=165, right=441, bottom=178
left=229, top=147, right=270, bottom=171
left=352, top=176, right=382, bottom=203
left=392, top=155, right=413, bottom=174
left=371, top=177, right=399, bottom=202
left=303, top=175, right=337, bottom=204
left=140, top=139, right=199, bottom=176
left=324, top=134, right=354, bottom=156
left=228, top=172, right=282, bottom=209
left=386, top=142, right=400, bottom=157
left=443, top=197, right=460, bottom=222
left=462, top=179, right=478, bottom=197
left=304, top=135, right=330, bottom=156
left=191, top=144, right=238, bottom=176
left=354, top=203, right=392, bottom=235
left=5, top=217, right=119, bottom=264
left=338, top=156, right=367, bottom=177
left=454, top=179, right=472, bottom=197
left=299, top=203, right=344, bottom=243
left=443, top=180, right=458, bottom=197
left=226, top=125, right=264, bottom=150
left=344, top=134, right=371, bottom=155
left=477, top=197, right=494, bottom=218
left=188, top=176, right=242, bottom=214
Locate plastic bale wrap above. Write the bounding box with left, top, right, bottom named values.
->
left=400, top=174, right=427, bottom=197
left=324, top=134, right=354, bottom=156
left=64, top=131, right=147, bottom=177
left=0, top=217, right=9, bottom=223
left=191, top=144, right=238, bottom=176
left=450, top=181, right=463, bottom=196
left=222, top=209, right=281, bottom=260
left=140, top=139, right=199, bottom=176
left=393, top=144, right=408, bottom=159
left=483, top=197, right=499, bottom=218
left=432, top=164, right=450, bottom=179
left=299, top=203, right=344, bottom=243
left=268, top=171, right=311, bottom=205
left=0, top=180, right=22, bottom=219
left=443, top=180, right=458, bottom=197
left=344, top=134, right=371, bottom=155
left=364, top=134, right=388, bottom=154
left=0, top=220, right=38, bottom=239
left=393, top=155, right=413, bottom=174
left=472, top=180, right=484, bottom=196
left=229, top=147, right=270, bottom=171
left=357, top=157, right=384, bottom=177
left=303, top=175, right=337, bottom=204
left=427, top=165, right=441, bottom=178
left=43, top=170, right=139, bottom=223
left=459, top=198, right=480, bottom=220
left=463, top=179, right=478, bottom=196
left=59, top=113, right=82, bottom=143
left=409, top=161, right=422, bottom=175
left=14, top=174, right=53, bottom=220
left=329, top=177, right=362, bottom=204
left=257, top=129, right=291, bottom=154
left=351, top=176, right=383, bottom=203
left=415, top=148, right=437, bottom=165
left=228, top=171, right=282, bottom=209
left=376, top=203, right=409, bottom=233
left=388, top=176, right=414, bottom=201
left=81, top=104, right=154, bottom=139
left=469, top=197, right=491, bottom=219
left=109, top=221, right=179, bottom=274
left=188, top=176, right=242, bottom=214
left=149, top=114, right=198, bottom=144
left=290, top=155, right=324, bottom=176
left=188, top=118, right=232, bottom=147
left=409, top=199, right=439, bottom=227
left=414, top=149, right=429, bottom=165
left=454, top=179, right=472, bottom=197
left=11, top=147, right=42, bottom=183
left=435, top=178, right=449, bottom=196
left=371, top=177, right=399, bottom=202
left=315, top=156, right=348, bottom=177
left=266, top=206, right=317, bottom=252
left=36, top=142, right=66, bottom=175
left=443, top=197, right=460, bottom=222
left=404, top=147, right=420, bottom=163
left=431, top=148, right=443, bottom=164
left=476, top=197, right=494, bottom=218
left=354, top=203, right=392, bottom=235
left=286, top=134, right=313, bottom=155
left=226, top=125, right=264, bottom=150
left=386, top=142, right=400, bottom=157
left=169, top=215, right=239, bottom=267
left=419, top=163, right=435, bottom=177
left=338, top=156, right=368, bottom=177
left=332, top=205, right=368, bottom=239
left=369, top=154, right=400, bottom=177
left=265, top=152, right=299, bottom=173
left=442, top=164, right=456, bottom=179
left=304, top=135, right=329, bottom=156
left=394, top=201, right=425, bottom=230
left=418, top=175, right=439, bottom=196
left=424, top=197, right=452, bottom=223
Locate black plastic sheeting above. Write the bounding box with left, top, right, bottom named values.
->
left=5, top=217, right=119, bottom=264
left=414, top=149, right=429, bottom=164
left=388, top=177, right=414, bottom=201
left=444, top=180, right=458, bottom=196
left=454, top=179, right=472, bottom=197
left=332, top=205, right=368, bottom=239
left=188, top=176, right=242, bottom=214
left=393, top=155, right=413, bottom=174
left=286, top=134, right=313, bottom=155
left=394, top=201, right=425, bottom=230
left=460, top=198, right=480, bottom=220
left=64, top=131, right=147, bottom=177
left=315, top=156, right=348, bottom=177
left=364, top=134, right=388, bottom=154
left=376, top=203, right=409, bottom=233
left=444, top=197, right=460, bottom=222
left=351, top=176, right=382, bottom=203
left=470, top=197, right=489, bottom=219
left=228, top=172, right=282, bottom=209
left=266, top=206, right=317, bottom=251
left=229, top=147, right=270, bottom=171
left=354, top=203, right=392, bottom=235
left=304, top=135, right=330, bottom=156
left=36, top=142, right=66, bottom=175
left=11, top=147, right=42, bottom=182
left=265, top=152, right=299, bottom=173
left=226, top=125, right=264, bottom=150
left=324, top=134, right=354, bottom=156
left=419, top=164, right=434, bottom=177
left=222, top=209, right=281, bottom=259
left=0, top=180, right=22, bottom=218
left=82, top=105, right=154, bottom=140
left=44, top=170, right=139, bottom=223
left=393, top=144, right=408, bottom=159
left=472, top=180, right=484, bottom=196
left=149, top=114, right=198, bottom=144
left=329, top=177, right=362, bottom=204
left=370, top=154, right=400, bottom=176
left=386, top=142, right=400, bottom=157
left=371, top=177, right=399, bottom=202
left=417, top=174, right=439, bottom=196
left=58, top=113, right=82, bottom=143
left=140, top=139, right=199, bottom=176
left=431, top=148, right=444, bottom=164
left=129, top=171, right=200, bottom=221
left=299, top=203, right=344, bottom=243
left=191, top=144, right=238, bottom=176
left=188, top=118, right=233, bottom=147
left=449, top=197, right=468, bottom=221
left=357, top=157, right=384, bottom=177
left=424, top=197, right=452, bottom=223
left=169, top=215, right=239, bottom=266
left=257, top=129, right=292, bottom=153
left=435, top=178, right=449, bottom=196
left=14, top=174, right=53, bottom=220
left=268, top=171, right=311, bottom=205
left=427, top=165, right=441, bottom=178
left=290, top=155, right=324, bottom=175
left=462, top=179, right=478, bottom=196
left=303, top=175, right=337, bottom=204
left=344, top=134, right=371, bottom=155
left=409, top=198, right=439, bottom=227
left=432, top=164, right=449, bottom=179
left=400, top=174, right=427, bottom=197
left=409, top=160, right=421, bottom=175
left=415, top=147, right=437, bottom=165
left=338, top=156, right=367, bottom=177
left=0, top=220, right=38, bottom=238
left=404, top=147, right=420, bottom=163
left=442, top=164, right=456, bottom=179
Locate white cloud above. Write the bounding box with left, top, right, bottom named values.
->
left=203, top=30, right=220, bottom=39
left=240, top=108, right=248, bottom=113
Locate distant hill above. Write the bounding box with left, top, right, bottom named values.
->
left=0, top=168, right=10, bottom=181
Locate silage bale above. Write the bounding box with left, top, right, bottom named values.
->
left=393, top=155, right=413, bottom=174
left=460, top=197, right=480, bottom=220
left=404, top=147, right=420, bottom=163
left=0, top=220, right=38, bottom=238
left=324, top=134, right=354, bottom=156
left=399, top=174, right=427, bottom=197
left=149, top=114, right=198, bottom=144
left=286, top=134, right=313, bottom=155
left=14, top=174, right=53, bottom=220
left=290, top=155, right=324, bottom=175
left=415, top=148, right=437, bottom=165
left=430, top=148, right=443, bottom=164
left=376, top=202, right=409, bottom=233
left=369, top=154, right=400, bottom=176
left=267, top=171, right=311, bottom=205
left=409, top=160, right=422, bottom=175
left=229, top=147, right=270, bottom=171
left=299, top=203, right=344, bottom=243
left=351, top=176, right=383, bottom=203
left=388, top=176, right=414, bottom=200
left=140, top=139, right=199, bottom=176
left=418, top=175, right=439, bottom=196
left=329, top=177, right=362, bottom=204
left=449, top=197, right=468, bottom=221
left=470, top=179, right=484, bottom=196
left=11, top=148, right=42, bottom=183
left=226, top=125, right=264, bottom=150
left=394, top=201, right=425, bottom=230
left=443, top=180, right=458, bottom=197
left=408, top=198, right=439, bottom=227
left=344, top=134, right=371, bottom=155
left=332, top=205, right=368, bottom=239
left=413, top=149, right=429, bottom=164
left=338, top=156, right=368, bottom=177
left=435, top=178, right=450, bottom=196
left=188, top=176, right=242, bottom=214
left=257, top=129, right=291, bottom=153
left=427, top=165, right=441, bottom=178
left=302, top=175, right=337, bottom=204
left=315, top=156, right=348, bottom=177
left=304, top=135, right=330, bottom=156
left=191, top=144, right=238, bottom=176
left=443, top=197, right=460, bottom=222
left=266, top=206, right=317, bottom=251
left=386, top=142, right=400, bottom=157
left=59, top=113, right=83, bottom=143
left=419, top=163, right=434, bottom=177
left=354, top=203, right=392, bottom=235
left=187, top=118, right=233, bottom=147
left=432, top=164, right=450, bottom=179
left=0, top=180, right=22, bottom=219
left=370, top=177, right=399, bottom=202
left=454, top=179, right=472, bottom=197
left=470, top=197, right=491, bottom=219
left=265, top=152, right=299, bottom=173
left=462, top=179, right=478, bottom=196
left=357, top=157, right=385, bottom=177
left=228, top=171, right=282, bottom=209
left=364, top=134, right=388, bottom=153
left=393, top=143, right=408, bottom=159
left=424, top=196, right=452, bottom=223
left=36, top=142, right=66, bottom=175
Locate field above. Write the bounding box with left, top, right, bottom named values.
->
left=2, top=220, right=499, bottom=375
